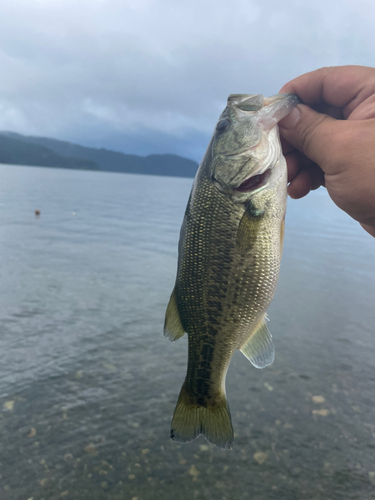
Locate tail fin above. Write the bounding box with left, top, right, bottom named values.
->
left=170, top=383, right=233, bottom=450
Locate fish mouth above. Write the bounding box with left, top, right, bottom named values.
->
left=235, top=168, right=271, bottom=193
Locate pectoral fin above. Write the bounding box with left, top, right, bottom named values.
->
left=236, top=203, right=265, bottom=253
left=240, top=315, right=275, bottom=368
left=164, top=289, right=186, bottom=341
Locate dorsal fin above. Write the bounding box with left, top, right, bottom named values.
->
left=237, top=95, right=264, bottom=111
left=227, top=94, right=264, bottom=111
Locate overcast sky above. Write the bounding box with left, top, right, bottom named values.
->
left=0, top=0, right=374, bottom=161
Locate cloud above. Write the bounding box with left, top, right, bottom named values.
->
left=0, top=0, right=374, bottom=160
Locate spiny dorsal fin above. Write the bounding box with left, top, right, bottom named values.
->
left=227, top=94, right=264, bottom=110
left=237, top=94, right=264, bottom=111
left=164, top=289, right=186, bottom=341
left=240, top=315, right=275, bottom=369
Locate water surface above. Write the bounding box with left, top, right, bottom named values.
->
left=0, top=164, right=374, bottom=500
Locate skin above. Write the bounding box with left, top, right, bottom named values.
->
left=277, top=65, right=375, bottom=238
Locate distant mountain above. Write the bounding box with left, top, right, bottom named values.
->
left=0, top=134, right=98, bottom=170
left=0, top=132, right=199, bottom=178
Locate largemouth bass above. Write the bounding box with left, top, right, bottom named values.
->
left=164, top=93, right=299, bottom=449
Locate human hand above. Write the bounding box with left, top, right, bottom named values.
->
left=278, top=65, right=375, bottom=237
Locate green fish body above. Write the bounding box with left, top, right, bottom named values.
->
left=164, top=93, right=300, bottom=449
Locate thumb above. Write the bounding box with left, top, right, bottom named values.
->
left=278, top=103, right=338, bottom=167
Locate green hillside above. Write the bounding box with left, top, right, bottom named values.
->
left=0, top=135, right=98, bottom=170
left=0, top=132, right=199, bottom=177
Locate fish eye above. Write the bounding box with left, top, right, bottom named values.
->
left=216, top=118, right=231, bottom=133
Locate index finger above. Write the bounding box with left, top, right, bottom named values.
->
left=279, top=65, right=375, bottom=115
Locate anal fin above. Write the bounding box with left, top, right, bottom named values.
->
left=164, top=288, right=186, bottom=341
left=240, top=314, right=275, bottom=369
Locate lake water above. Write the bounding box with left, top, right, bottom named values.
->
left=0, top=164, right=374, bottom=500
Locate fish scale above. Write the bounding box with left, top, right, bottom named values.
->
left=164, top=93, right=300, bottom=448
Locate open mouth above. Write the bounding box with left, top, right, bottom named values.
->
left=235, top=169, right=270, bottom=193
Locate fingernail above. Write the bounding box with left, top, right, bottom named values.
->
left=279, top=106, right=301, bottom=130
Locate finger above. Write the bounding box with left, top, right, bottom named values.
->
left=347, top=94, right=375, bottom=120
left=278, top=104, right=339, bottom=170
left=288, top=169, right=312, bottom=199
left=314, top=103, right=344, bottom=119
left=279, top=65, right=375, bottom=111
left=285, top=152, right=300, bottom=183
left=288, top=164, right=325, bottom=199
left=284, top=150, right=314, bottom=183
left=309, top=163, right=325, bottom=190
left=280, top=136, right=294, bottom=155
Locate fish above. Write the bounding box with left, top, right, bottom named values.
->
left=164, top=93, right=300, bottom=449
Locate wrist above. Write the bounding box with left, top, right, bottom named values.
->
left=360, top=222, right=375, bottom=238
